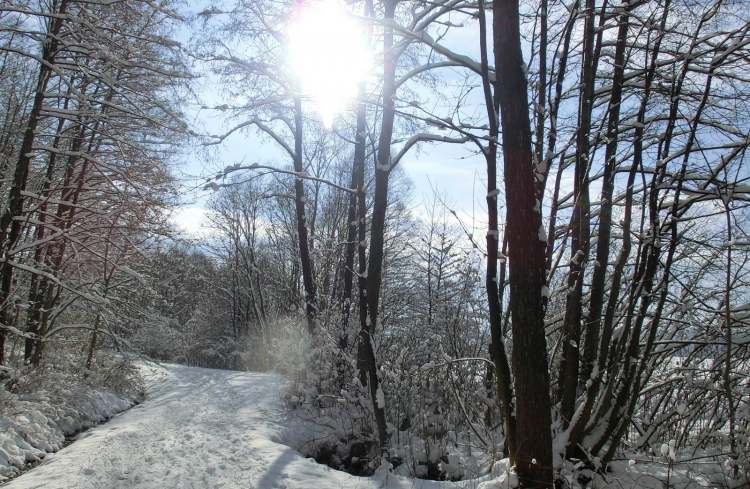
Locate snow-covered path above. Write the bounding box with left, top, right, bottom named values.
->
left=3, top=364, right=471, bottom=489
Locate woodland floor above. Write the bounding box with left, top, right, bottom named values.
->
left=1, top=364, right=484, bottom=489
left=1, top=363, right=724, bottom=489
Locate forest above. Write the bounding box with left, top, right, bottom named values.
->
left=0, top=0, right=748, bottom=488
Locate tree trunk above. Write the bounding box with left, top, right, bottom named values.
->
left=341, top=100, right=367, bottom=346
left=357, top=0, right=397, bottom=454
left=292, top=97, right=318, bottom=333
left=24, top=91, right=73, bottom=362
left=567, top=3, right=633, bottom=454
left=558, top=0, right=595, bottom=430
left=478, top=0, right=517, bottom=462
left=493, top=0, right=553, bottom=486
left=0, top=0, right=70, bottom=365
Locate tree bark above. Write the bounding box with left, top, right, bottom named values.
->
left=341, top=101, right=367, bottom=346
left=478, top=0, right=517, bottom=462
left=558, top=0, right=595, bottom=430
left=292, top=97, right=318, bottom=334
left=493, top=0, right=553, bottom=486
left=358, top=0, right=396, bottom=454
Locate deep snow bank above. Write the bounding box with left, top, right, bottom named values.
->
left=0, top=360, right=142, bottom=481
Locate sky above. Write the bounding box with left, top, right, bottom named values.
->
left=170, top=1, right=493, bottom=239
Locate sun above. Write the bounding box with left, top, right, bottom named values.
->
left=287, top=0, right=372, bottom=127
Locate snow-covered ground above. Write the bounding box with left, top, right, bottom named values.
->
left=3, top=363, right=735, bottom=489
left=0, top=363, right=139, bottom=482
left=3, top=364, right=492, bottom=489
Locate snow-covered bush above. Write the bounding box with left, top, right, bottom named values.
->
left=274, top=320, right=382, bottom=475
left=268, top=304, right=497, bottom=482
left=0, top=352, right=143, bottom=481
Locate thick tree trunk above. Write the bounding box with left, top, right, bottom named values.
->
left=478, top=0, right=517, bottom=462
left=25, top=118, right=85, bottom=364
left=493, top=1, right=553, bottom=486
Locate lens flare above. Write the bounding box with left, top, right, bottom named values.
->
left=287, top=0, right=372, bottom=127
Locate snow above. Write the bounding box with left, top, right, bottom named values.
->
left=375, top=385, right=385, bottom=409
left=3, top=363, right=495, bottom=489
left=538, top=225, right=547, bottom=242
left=0, top=368, right=137, bottom=481
left=6, top=363, right=729, bottom=489
left=597, top=458, right=738, bottom=489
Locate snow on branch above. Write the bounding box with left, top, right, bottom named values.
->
left=387, top=20, right=492, bottom=81
left=203, top=119, right=295, bottom=159
left=390, top=133, right=470, bottom=170
left=208, top=163, right=356, bottom=194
